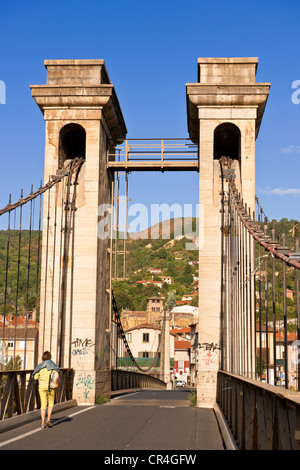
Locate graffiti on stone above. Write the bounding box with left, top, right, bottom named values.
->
left=198, top=342, right=220, bottom=371
left=75, top=373, right=95, bottom=401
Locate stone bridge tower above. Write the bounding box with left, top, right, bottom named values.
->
left=186, top=58, right=270, bottom=407
left=31, top=60, right=126, bottom=404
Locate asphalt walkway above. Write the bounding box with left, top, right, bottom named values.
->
left=0, top=389, right=224, bottom=452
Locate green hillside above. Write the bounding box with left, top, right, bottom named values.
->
left=112, top=217, right=300, bottom=323
left=0, top=229, right=41, bottom=317
left=0, top=217, right=299, bottom=323
left=113, top=230, right=199, bottom=311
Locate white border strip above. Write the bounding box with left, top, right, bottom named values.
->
left=0, top=406, right=97, bottom=448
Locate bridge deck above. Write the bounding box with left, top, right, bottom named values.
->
left=0, top=389, right=224, bottom=451
left=107, top=138, right=199, bottom=172
left=107, top=160, right=199, bottom=171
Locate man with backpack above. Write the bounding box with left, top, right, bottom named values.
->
left=32, top=351, right=60, bottom=429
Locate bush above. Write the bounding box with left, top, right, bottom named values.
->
left=189, top=390, right=197, bottom=406
left=95, top=393, right=110, bottom=405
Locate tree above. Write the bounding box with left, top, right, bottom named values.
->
left=256, top=356, right=266, bottom=379
left=166, top=291, right=176, bottom=311
left=5, top=355, right=22, bottom=370
left=113, top=290, right=134, bottom=311
left=179, top=263, right=193, bottom=286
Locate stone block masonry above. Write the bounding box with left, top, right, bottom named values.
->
left=31, top=60, right=127, bottom=404
left=186, top=57, right=270, bottom=407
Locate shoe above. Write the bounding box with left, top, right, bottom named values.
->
left=41, top=424, right=46, bottom=429
left=46, top=421, right=53, bottom=428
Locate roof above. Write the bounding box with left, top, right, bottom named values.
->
left=0, top=315, right=38, bottom=328
left=171, top=305, right=198, bottom=313
left=174, top=340, right=191, bottom=350
left=256, top=326, right=299, bottom=343
left=171, top=327, right=191, bottom=334
left=125, top=323, right=161, bottom=333
left=124, top=323, right=177, bottom=337
left=122, top=311, right=147, bottom=316
left=276, top=331, right=298, bottom=342
left=2, top=327, right=38, bottom=340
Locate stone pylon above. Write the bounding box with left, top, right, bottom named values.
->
left=186, top=58, right=270, bottom=407
left=31, top=60, right=127, bottom=404
left=160, top=308, right=172, bottom=389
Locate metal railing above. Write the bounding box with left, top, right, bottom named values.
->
left=107, top=138, right=198, bottom=171
left=220, top=157, right=300, bottom=389
left=217, top=370, right=300, bottom=450
left=116, top=357, right=175, bottom=369
left=111, top=369, right=166, bottom=392
left=0, top=368, right=74, bottom=421
left=0, top=158, right=84, bottom=372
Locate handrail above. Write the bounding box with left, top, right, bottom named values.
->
left=217, top=370, right=300, bottom=450
left=107, top=138, right=198, bottom=168
left=111, top=369, right=166, bottom=392
left=0, top=368, right=74, bottom=420
left=220, top=157, right=300, bottom=270
left=0, top=158, right=84, bottom=216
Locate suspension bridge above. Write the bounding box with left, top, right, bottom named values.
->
left=0, top=57, right=300, bottom=451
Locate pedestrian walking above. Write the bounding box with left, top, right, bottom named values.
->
left=32, top=351, right=60, bottom=429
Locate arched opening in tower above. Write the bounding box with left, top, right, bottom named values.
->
left=213, top=123, right=241, bottom=161
left=59, top=123, right=86, bottom=168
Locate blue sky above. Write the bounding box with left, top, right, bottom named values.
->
left=0, top=0, right=299, bottom=226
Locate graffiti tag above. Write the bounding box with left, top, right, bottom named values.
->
left=71, top=338, right=95, bottom=356
left=75, top=373, right=95, bottom=400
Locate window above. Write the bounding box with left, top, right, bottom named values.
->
left=142, top=352, right=149, bottom=358
left=214, top=123, right=241, bottom=161
left=143, top=333, right=149, bottom=343
left=125, top=333, right=131, bottom=343
left=59, top=123, right=86, bottom=168
left=7, top=341, right=14, bottom=349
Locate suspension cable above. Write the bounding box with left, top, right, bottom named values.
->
left=220, top=157, right=300, bottom=270
left=0, top=158, right=84, bottom=216
left=112, top=293, right=161, bottom=373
